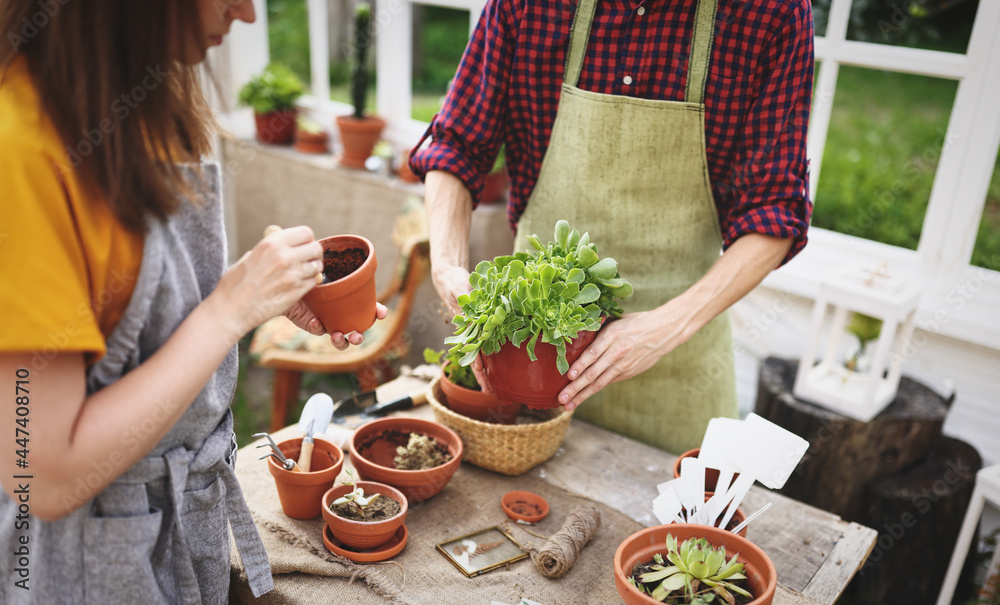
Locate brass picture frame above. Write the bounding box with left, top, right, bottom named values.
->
left=436, top=526, right=529, bottom=577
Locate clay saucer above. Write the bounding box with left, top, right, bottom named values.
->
left=323, top=523, right=408, bottom=562
left=501, top=490, right=550, bottom=524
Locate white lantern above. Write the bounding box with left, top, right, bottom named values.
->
left=793, top=263, right=923, bottom=422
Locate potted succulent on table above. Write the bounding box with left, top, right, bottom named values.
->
left=615, top=526, right=776, bottom=605
left=445, top=219, right=633, bottom=408
left=238, top=62, right=305, bottom=145
left=293, top=116, right=330, bottom=154
left=322, top=469, right=407, bottom=550
left=336, top=1, right=385, bottom=169
left=423, top=347, right=521, bottom=424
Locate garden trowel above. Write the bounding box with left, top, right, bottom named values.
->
left=296, top=393, right=334, bottom=471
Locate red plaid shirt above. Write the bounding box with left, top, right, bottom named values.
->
left=410, top=0, right=814, bottom=264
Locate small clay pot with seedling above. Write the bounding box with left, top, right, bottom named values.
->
left=322, top=469, right=407, bottom=550
left=300, top=234, right=378, bottom=334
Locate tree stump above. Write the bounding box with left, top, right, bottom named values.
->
left=755, top=357, right=950, bottom=521
left=847, top=436, right=982, bottom=605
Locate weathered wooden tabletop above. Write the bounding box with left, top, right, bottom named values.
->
left=242, top=375, right=877, bottom=604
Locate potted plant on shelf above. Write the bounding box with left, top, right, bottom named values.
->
left=614, top=526, right=776, bottom=605
left=238, top=62, right=305, bottom=145
left=293, top=116, right=330, bottom=154
left=322, top=469, right=407, bottom=550
left=336, top=1, right=385, bottom=169
left=844, top=312, right=882, bottom=373
left=445, top=219, right=633, bottom=408
left=423, top=347, right=521, bottom=424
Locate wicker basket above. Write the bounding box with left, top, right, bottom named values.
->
left=426, top=375, right=573, bottom=476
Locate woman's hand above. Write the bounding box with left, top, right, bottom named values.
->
left=211, top=225, right=323, bottom=339
left=285, top=301, right=388, bottom=349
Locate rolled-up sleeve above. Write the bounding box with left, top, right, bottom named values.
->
left=409, top=0, right=516, bottom=206
left=717, top=1, right=814, bottom=265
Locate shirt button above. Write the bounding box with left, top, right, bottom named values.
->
left=637, top=6, right=645, bottom=15
left=623, top=75, right=633, bottom=85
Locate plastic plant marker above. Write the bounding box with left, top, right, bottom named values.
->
left=730, top=501, right=772, bottom=535
left=737, top=413, right=810, bottom=490
left=652, top=489, right=684, bottom=524
left=680, top=457, right=705, bottom=520
left=698, top=416, right=744, bottom=497
left=716, top=472, right=756, bottom=531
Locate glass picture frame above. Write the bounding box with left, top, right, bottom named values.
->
left=436, top=526, right=529, bottom=578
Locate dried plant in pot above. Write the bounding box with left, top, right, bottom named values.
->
left=301, top=234, right=378, bottom=334
left=424, top=347, right=520, bottom=424
left=238, top=62, right=304, bottom=145
left=322, top=469, right=407, bottom=550
left=349, top=416, right=463, bottom=503
left=446, top=219, right=633, bottom=408
left=615, top=525, right=776, bottom=605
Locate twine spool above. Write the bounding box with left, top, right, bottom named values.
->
left=532, top=506, right=601, bottom=578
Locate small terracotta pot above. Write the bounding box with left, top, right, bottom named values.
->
left=439, top=369, right=520, bottom=424
left=301, top=234, right=377, bottom=334
left=267, top=436, right=344, bottom=520
left=336, top=115, right=385, bottom=169
left=482, top=170, right=508, bottom=204
left=349, top=416, right=463, bottom=503
left=614, top=524, right=776, bottom=605
left=322, top=480, right=407, bottom=550
left=294, top=129, right=330, bottom=154
left=480, top=329, right=599, bottom=409
left=397, top=148, right=421, bottom=183
left=254, top=109, right=298, bottom=145
left=673, top=448, right=742, bottom=494
left=501, top=490, right=549, bottom=524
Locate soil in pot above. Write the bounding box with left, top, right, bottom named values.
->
left=329, top=496, right=402, bottom=522
left=356, top=430, right=453, bottom=471
left=322, top=246, right=368, bottom=283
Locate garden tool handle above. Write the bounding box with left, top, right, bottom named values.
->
left=298, top=437, right=315, bottom=472
left=263, top=224, right=323, bottom=284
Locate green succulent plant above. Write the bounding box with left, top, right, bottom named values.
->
left=845, top=312, right=882, bottom=371
left=629, top=534, right=751, bottom=605
left=237, top=62, right=305, bottom=115
left=423, top=347, right=480, bottom=390
left=445, top=220, right=633, bottom=375
left=331, top=469, right=380, bottom=513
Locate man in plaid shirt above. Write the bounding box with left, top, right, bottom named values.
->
left=411, top=0, right=814, bottom=452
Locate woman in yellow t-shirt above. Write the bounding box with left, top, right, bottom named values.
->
left=0, top=1, right=383, bottom=602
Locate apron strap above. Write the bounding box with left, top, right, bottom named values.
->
left=564, top=0, right=598, bottom=88
left=563, top=0, right=720, bottom=104
left=684, top=0, right=719, bottom=105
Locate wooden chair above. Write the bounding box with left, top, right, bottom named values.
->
left=249, top=198, right=431, bottom=432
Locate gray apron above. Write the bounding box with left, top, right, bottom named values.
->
left=513, top=0, right=737, bottom=453
left=0, top=164, right=273, bottom=603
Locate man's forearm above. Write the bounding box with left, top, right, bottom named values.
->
left=424, top=170, right=473, bottom=270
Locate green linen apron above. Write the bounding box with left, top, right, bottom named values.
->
left=513, top=0, right=737, bottom=454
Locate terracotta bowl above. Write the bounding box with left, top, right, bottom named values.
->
left=301, top=234, right=377, bottom=335
left=322, top=480, right=407, bottom=550
left=501, top=490, right=549, bottom=524
left=614, top=524, right=776, bottom=605
left=267, top=436, right=344, bottom=520
left=349, top=417, right=463, bottom=503
left=480, top=329, right=599, bottom=409
left=439, top=370, right=520, bottom=424
left=673, top=448, right=741, bottom=494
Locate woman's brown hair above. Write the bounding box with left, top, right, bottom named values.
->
left=0, top=0, right=216, bottom=233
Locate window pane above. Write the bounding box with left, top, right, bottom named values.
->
left=971, top=149, right=1000, bottom=271
left=811, top=66, right=958, bottom=249
left=267, top=0, right=311, bottom=88
left=411, top=5, right=469, bottom=122
left=812, top=0, right=830, bottom=38
left=811, top=0, right=978, bottom=53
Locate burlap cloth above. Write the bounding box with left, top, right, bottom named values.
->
left=229, top=443, right=644, bottom=604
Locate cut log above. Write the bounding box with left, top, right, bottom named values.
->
left=846, top=436, right=982, bottom=604
left=755, top=357, right=951, bottom=521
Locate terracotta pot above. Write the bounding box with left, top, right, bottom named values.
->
left=501, top=490, right=549, bottom=524
left=322, top=480, right=407, bottom=550
left=482, top=170, right=508, bottom=204
left=267, top=436, right=344, bottom=520
left=480, top=329, right=599, bottom=409
left=397, top=148, right=421, bottom=183
left=301, top=234, right=378, bottom=334
left=336, top=115, right=385, bottom=169
left=439, top=367, right=520, bottom=424
left=673, top=448, right=742, bottom=494
left=294, top=129, right=330, bottom=154
left=614, top=524, right=776, bottom=605
left=254, top=109, right=298, bottom=145
left=349, top=416, right=463, bottom=503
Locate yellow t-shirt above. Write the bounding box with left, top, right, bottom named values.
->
left=0, top=55, right=143, bottom=363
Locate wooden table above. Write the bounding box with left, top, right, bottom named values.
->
left=232, top=376, right=877, bottom=604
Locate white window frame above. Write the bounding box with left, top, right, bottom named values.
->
left=223, top=0, right=1000, bottom=350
